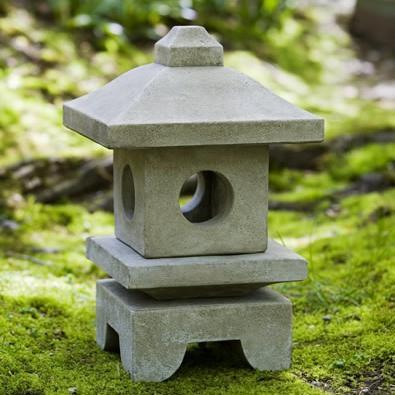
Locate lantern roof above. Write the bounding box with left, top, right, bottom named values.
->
left=63, top=26, right=323, bottom=149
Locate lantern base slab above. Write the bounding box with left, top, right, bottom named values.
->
left=96, top=279, right=292, bottom=382
left=88, top=236, right=307, bottom=299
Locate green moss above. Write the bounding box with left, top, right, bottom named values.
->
left=0, top=192, right=393, bottom=394
left=327, top=143, right=395, bottom=181
left=270, top=170, right=343, bottom=205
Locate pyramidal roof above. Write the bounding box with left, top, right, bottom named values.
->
left=63, top=26, right=324, bottom=148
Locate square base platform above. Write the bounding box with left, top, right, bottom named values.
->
left=97, top=279, right=292, bottom=382
left=89, top=236, right=307, bottom=299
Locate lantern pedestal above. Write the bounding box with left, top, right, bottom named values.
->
left=97, top=279, right=292, bottom=382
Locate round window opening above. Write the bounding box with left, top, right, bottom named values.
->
left=122, top=165, right=135, bottom=221
left=179, top=171, right=233, bottom=223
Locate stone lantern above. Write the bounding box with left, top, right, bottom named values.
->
left=63, top=26, right=324, bottom=382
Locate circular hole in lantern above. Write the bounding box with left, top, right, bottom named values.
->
left=122, top=165, right=135, bottom=220
left=179, top=170, right=233, bottom=223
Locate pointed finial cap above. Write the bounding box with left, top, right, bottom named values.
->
left=154, top=26, right=223, bottom=67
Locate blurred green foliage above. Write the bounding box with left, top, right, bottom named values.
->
left=1, top=0, right=325, bottom=81
left=21, top=0, right=289, bottom=43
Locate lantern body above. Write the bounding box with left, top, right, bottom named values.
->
left=113, top=145, right=268, bottom=258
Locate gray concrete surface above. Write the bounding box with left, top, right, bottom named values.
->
left=113, top=145, right=268, bottom=257
left=154, top=25, right=224, bottom=66
left=96, top=279, right=292, bottom=382
left=88, top=236, right=307, bottom=299
left=63, top=26, right=323, bottom=149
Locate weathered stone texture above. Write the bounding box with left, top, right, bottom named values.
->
left=88, top=236, right=307, bottom=299
left=97, top=279, right=292, bottom=382
left=63, top=26, right=323, bottom=149
left=113, top=145, right=268, bottom=258
left=154, top=25, right=224, bottom=67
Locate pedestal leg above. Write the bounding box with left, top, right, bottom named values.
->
left=120, top=334, right=186, bottom=382
left=241, top=306, right=292, bottom=371
left=96, top=296, right=119, bottom=352
left=97, top=321, right=120, bottom=352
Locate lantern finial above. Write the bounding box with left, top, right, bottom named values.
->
left=154, top=25, right=223, bottom=67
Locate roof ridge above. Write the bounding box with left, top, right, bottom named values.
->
left=110, top=64, right=167, bottom=126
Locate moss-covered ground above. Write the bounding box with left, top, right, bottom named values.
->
left=0, top=3, right=394, bottom=395
left=1, top=192, right=394, bottom=394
